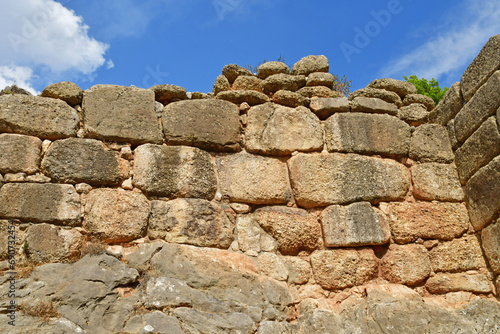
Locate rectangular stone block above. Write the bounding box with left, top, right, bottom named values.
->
left=464, top=156, right=500, bottom=231
left=309, top=97, right=349, bottom=120
left=426, top=273, right=492, bottom=294
left=428, top=82, right=463, bottom=125
left=320, top=202, right=390, bottom=247
left=455, top=116, right=500, bottom=185
left=481, top=219, right=500, bottom=274
left=245, top=104, right=323, bottom=155
left=454, top=71, right=500, bottom=143
left=380, top=202, right=470, bottom=244
left=409, top=124, right=454, bottom=163
left=41, top=138, right=129, bottom=186
left=0, top=95, right=79, bottom=139
left=162, top=99, right=241, bottom=152
left=82, top=85, right=162, bottom=145
left=217, top=153, right=291, bottom=205
left=288, top=153, right=410, bottom=208
left=0, top=183, right=80, bottom=225
left=325, top=113, right=410, bottom=156
left=133, top=144, right=217, bottom=199
left=0, top=133, right=41, bottom=174
left=350, top=97, right=398, bottom=115
left=411, top=163, right=464, bottom=202
left=429, top=235, right=486, bottom=273
left=461, top=34, right=500, bottom=101
left=381, top=244, right=431, bottom=285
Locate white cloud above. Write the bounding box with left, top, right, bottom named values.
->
left=380, top=0, right=500, bottom=83
left=0, top=0, right=110, bottom=91
left=0, top=66, right=38, bottom=94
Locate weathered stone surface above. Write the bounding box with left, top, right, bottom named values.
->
left=403, top=94, right=435, bottom=111
left=0, top=84, right=31, bottom=96
left=123, top=311, right=184, bottom=334
left=284, top=257, right=311, bottom=284
left=367, top=78, right=417, bottom=98
left=233, top=75, right=263, bottom=92
left=133, top=144, right=217, bottom=199
left=288, top=153, right=410, bottom=208
left=213, top=74, right=231, bottom=95
left=217, top=153, right=291, bottom=205
left=350, top=97, right=398, bottom=115
left=0, top=183, right=80, bottom=225
left=447, top=119, right=459, bottom=150
left=306, top=72, right=335, bottom=88
left=320, top=202, right=390, bottom=247
left=41, top=81, right=83, bottom=106
left=162, top=99, right=241, bottom=151
left=291, top=55, right=329, bottom=76
left=310, top=249, right=378, bottom=290
left=380, top=202, right=469, bottom=244
left=125, top=240, right=164, bottom=272
left=257, top=61, right=289, bottom=79
left=455, top=116, right=500, bottom=185
left=461, top=34, right=500, bottom=101
left=0, top=95, right=79, bottom=139
left=481, top=219, right=500, bottom=273
left=455, top=71, right=500, bottom=142
left=271, top=90, right=309, bottom=109
left=411, top=163, right=464, bottom=201
left=83, top=188, right=150, bottom=243
left=191, top=92, right=210, bottom=99
left=258, top=321, right=292, bottom=334
left=257, top=252, right=288, bottom=281
left=349, top=87, right=402, bottom=107
left=324, top=112, right=410, bottom=156
left=148, top=199, right=234, bottom=249
left=294, top=309, right=344, bottom=334
left=428, top=83, right=463, bottom=125
left=429, top=235, right=486, bottom=273
left=174, top=308, right=255, bottom=334
left=222, top=64, right=253, bottom=84
left=0, top=134, right=41, bottom=174
left=255, top=206, right=321, bottom=255
left=409, top=124, right=454, bottom=163
left=397, top=103, right=429, bottom=126
left=245, top=103, right=323, bottom=155
left=381, top=244, right=431, bottom=285
left=261, top=74, right=306, bottom=94
left=25, top=224, right=83, bottom=264
left=464, top=156, right=500, bottom=231
left=426, top=273, right=492, bottom=294
left=149, top=84, right=187, bottom=104
left=236, top=214, right=277, bottom=256
left=216, top=90, right=270, bottom=106
left=82, top=85, right=162, bottom=145
left=309, top=97, right=349, bottom=119
left=296, top=86, right=338, bottom=98
left=41, top=138, right=129, bottom=186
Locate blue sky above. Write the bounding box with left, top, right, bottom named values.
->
left=1, top=0, right=499, bottom=95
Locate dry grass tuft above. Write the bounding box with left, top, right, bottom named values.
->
left=18, top=300, right=60, bottom=322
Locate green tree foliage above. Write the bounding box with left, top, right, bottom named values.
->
left=403, top=75, right=448, bottom=104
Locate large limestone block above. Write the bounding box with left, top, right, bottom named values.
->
left=0, top=94, right=79, bottom=139
left=0, top=133, right=41, bottom=174
left=149, top=84, right=187, bottom=104
left=215, top=90, right=270, bottom=106
left=411, top=163, right=464, bottom=201
left=409, top=124, right=454, bottom=163
left=235, top=214, right=277, bottom=255
left=245, top=103, right=323, bottom=155
left=367, top=78, right=417, bottom=98
left=162, top=99, right=241, bottom=151
left=429, top=235, right=487, bottom=273
left=310, top=248, right=378, bottom=289
left=455, top=116, right=500, bottom=185
left=222, top=64, right=253, bottom=84
left=309, top=97, right=349, bottom=120
left=133, top=144, right=217, bottom=199
left=320, top=202, right=390, bottom=247
left=257, top=61, right=289, bottom=79
left=290, top=55, right=329, bottom=76
left=397, top=103, right=429, bottom=126
left=464, top=156, right=500, bottom=231
left=213, top=74, right=231, bottom=95
left=381, top=244, right=431, bottom=285
left=41, top=81, right=83, bottom=106
left=42, top=138, right=129, bottom=186
left=461, top=34, right=500, bottom=101
left=348, top=87, right=402, bottom=107
left=454, top=71, right=500, bottom=142
left=324, top=112, right=410, bottom=156
left=481, top=219, right=500, bottom=273
left=82, top=85, right=162, bottom=145
left=255, top=206, right=321, bottom=255
left=350, top=97, right=398, bottom=115
left=83, top=188, right=150, bottom=243
left=261, top=74, right=306, bottom=94
left=0, top=183, right=80, bottom=225
left=306, top=72, right=335, bottom=88
left=288, top=153, right=410, bottom=208
left=271, top=90, right=309, bottom=108
left=428, top=83, right=463, bottom=125
left=217, top=153, right=291, bottom=205
left=380, top=202, right=469, bottom=244
left=426, top=273, right=492, bottom=294
left=232, top=75, right=263, bottom=92
left=296, top=86, right=338, bottom=99
left=148, top=199, right=234, bottom=249
left=402, top=94, right=435, bottom=111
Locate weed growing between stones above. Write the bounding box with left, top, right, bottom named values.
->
left=18, top=300, right=60, bottom=322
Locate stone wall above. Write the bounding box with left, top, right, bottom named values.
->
left=0, top=41, right=499, bottom=333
